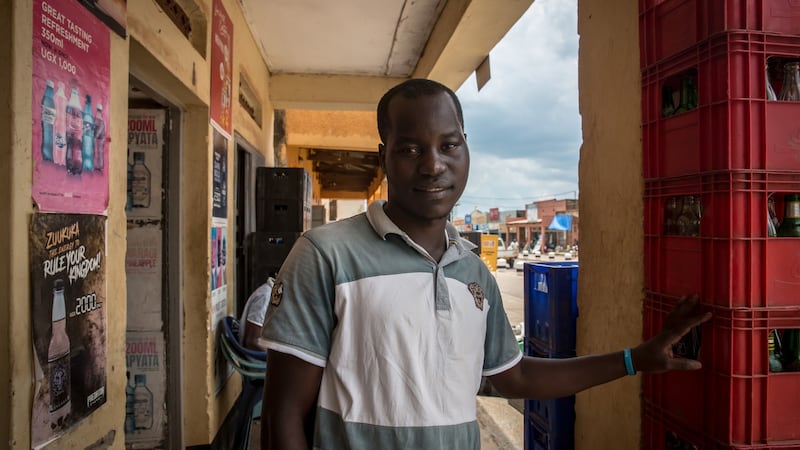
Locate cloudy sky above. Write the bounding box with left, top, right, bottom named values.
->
left=452, top=0, right=580, bottom=218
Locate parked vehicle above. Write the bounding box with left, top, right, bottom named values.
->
left=497, top=237, right=519, bottom=267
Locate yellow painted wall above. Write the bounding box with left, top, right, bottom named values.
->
left=2, top=0, right=275, bottom=447
left=2, top=1, right=130, bottom=447
left=576, top=0, right=643, bottom=449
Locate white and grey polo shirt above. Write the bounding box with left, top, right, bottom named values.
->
left=262, top=200, right=522, bottom=449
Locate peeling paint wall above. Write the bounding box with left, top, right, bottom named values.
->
left=576, top=0, right=643, bottom=449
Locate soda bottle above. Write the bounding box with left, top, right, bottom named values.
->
left=133, top=374, right=154, bottom=430
left=81, top=95, right=95, bottom=172
left=40, top=80, right=55, bottom=162
left=132, top=152, right=151, bottom=208
left=53, top=82, right=67, bottom=165
left=778, top=62, right=800, bottom=102
left=769, top=330, right=783, bottom=372
left=48, top=279, right=71, bottom=424
left=776, top=193, right=800, bottom=237
left=65, top=86, right=83, bottom=175
left=93, top=103, right=105, bottom=171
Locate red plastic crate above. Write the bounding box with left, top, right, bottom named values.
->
left=640, top=0, right=800, bottom=68
left=643, top=296, right=800, bottom=445
left=643, top=173, right=800, bottom=307
left=642, top=33, right=800, bottom=179
left=645, top=236, right=800, bottom=307
left=643, top=403, right=800, bottom=450
left=643, top=171, right=800, bottom=238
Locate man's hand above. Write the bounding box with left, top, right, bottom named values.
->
left=632, top=295, right=712, bottom=374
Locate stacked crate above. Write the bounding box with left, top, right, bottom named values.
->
left=640, top=1, right=800, bottom=448
left=245, top=167, right=311, bottom=294
left=523, top=262, right=579, bottom=450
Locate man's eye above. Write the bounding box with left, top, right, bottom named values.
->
left=400, top=147, right=420, bottom=155
left=442, top=143, right=459, bottom=151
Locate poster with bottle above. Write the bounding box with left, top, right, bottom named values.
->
left=212, top=125, right=229, bottom=220
left=127, top=109, right=164, bottom=220
left=29, top=213, right=107, bottom=449
left=32, top=0, right=110, bottom=215
left=210, top=0, right=233, bottom=135
left=211, top=225, right=231, bottom=393
left=124, top=331, right=167, bottom=446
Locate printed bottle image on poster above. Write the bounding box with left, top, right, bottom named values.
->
left=30, top=213, right=107, bottom=449
left=127, top=110, right=165, bottom=220
left=32, top=0, right=111, bottom=215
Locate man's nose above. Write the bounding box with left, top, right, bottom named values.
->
left=419, top=149, right=446, bottom=176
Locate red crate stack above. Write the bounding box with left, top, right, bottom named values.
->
left=640, top=1, right=800, bottom=448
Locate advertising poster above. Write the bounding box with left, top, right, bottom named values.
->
left=125, top=224, right=163, bottom=330
left=480, top=234, right=499, bottom=272
left=125, top=331, right=167, bottom=447
left=211, top=225, right=230, bottom=393
left=210, top=0, right=233, bottom=134
left=33, top=0, right=110, bottom=215
left=30, top=213, right=107, bottom=449
left=127, top=109, right=164, bottom=220
left=211, top=226, right=228, bottom=292
left=212, top=126, right=229, bottom=220
left=79, top=0, right=126, bottom=38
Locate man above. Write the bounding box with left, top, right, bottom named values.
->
left=260, top=79, right=710, bottom=449
left=238, top=278, right=274, bottom=352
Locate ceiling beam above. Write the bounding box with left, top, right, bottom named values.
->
left=413, top=0, right=534, bottom=90
left=270, top=74, right=407, bottom=110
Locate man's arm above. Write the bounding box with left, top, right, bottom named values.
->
left=243, top=320, right=268, bottom=352
left=489, top=296, right=711, bottom=399
left=262, top=351, right=324, bottom=450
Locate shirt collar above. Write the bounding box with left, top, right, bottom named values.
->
left=366, top=200, right=478, bottom=254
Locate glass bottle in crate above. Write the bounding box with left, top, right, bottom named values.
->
left=778, top=62, right=800, bottom=101
left=768, top=196, right=779, bottom=237
left=769, top=330, right=783, bottom=372
left=776, top=193, right=800, bottom=237
left=766, top=64, right=778, bottom=101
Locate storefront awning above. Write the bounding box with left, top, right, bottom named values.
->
left=548, top=214, right=573, bottom=231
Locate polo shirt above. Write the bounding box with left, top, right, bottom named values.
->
left=262, top=200, right=522, bottom=449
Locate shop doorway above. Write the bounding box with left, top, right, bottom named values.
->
left=233, top=134, right=264, bottom=317
left=124, top=77, right=184, bottom=449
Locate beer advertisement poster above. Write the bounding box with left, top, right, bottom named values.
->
left=125, top=331, right=167, bottom=446
left=32, top=0, right=110, bottom=215
left=210, top=0, right=233, bottom=135
left=127, top=109, right=165, bottom=220
left=30, top=213, right=107, bottom=449
left=212, top=126, right=229, bottom=220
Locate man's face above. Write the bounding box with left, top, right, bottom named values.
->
left=380, top=92, right=469, bottom=225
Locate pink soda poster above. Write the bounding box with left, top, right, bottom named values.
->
left=32, top=0, right=111, bottom=215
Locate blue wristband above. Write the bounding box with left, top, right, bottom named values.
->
left=624, top=348, right=636, bottom=376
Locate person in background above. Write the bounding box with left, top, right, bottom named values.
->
left=238, top=277, right=274, bottom=352
left=259, top=79, right=710, bottom=450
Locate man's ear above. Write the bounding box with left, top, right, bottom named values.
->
left=378, top=143, right=386, bottom=170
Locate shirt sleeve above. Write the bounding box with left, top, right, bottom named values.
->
left=261, top=235, right=336, bottom=367
left=244, top=279, right=273, bottom=326
left=482, top=280, right=523, bottom=376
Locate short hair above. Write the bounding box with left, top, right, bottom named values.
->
left=376, top=78, right=465, bottom=143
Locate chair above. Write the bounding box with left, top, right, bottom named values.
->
left=219, top=316, right=267, bottom=450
